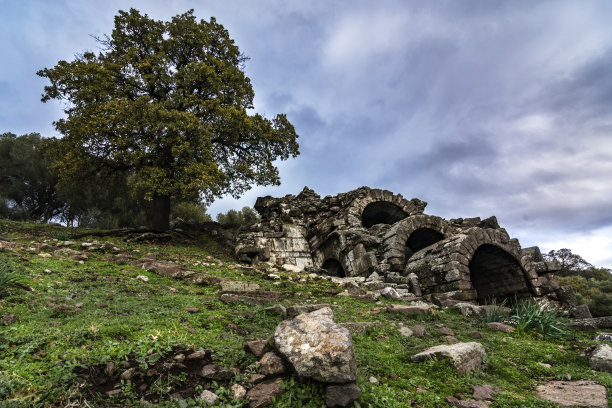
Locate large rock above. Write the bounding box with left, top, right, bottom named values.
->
left=274, top=307, right=357, bottom=383
left=411, top=342, right=486, bottom=374
left=589, top=344, right=612, bottom=372
left=536, top=381, right=607, bottom=408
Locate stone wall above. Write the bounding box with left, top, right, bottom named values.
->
left=234, top=186, right=570, bottom=305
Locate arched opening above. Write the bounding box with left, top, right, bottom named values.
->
left=405, top=228, right=444, bottom=260
left=321, top=258, right=346, bottom=277
left=469, top=244, right=531, bottom=304
left=362, top=201, right=408, bottom=228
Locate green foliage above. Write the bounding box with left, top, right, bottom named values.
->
left=216, top=206, right=259, bottom=227
left=508, top=301, right=569, bottom=338
left=545, top=248, right=592, bottom=274
left=38, top=9, right=299, bottom=230
left=0, top=261, right=20, bottom=298
left=588, top=293, right=612, bottom=317
left=484, top=297, right=509, bottom=323
left=0, top=132, right=62, bottom=222
left=172, top=202, right=212, bottom=224
left=273, top=377, right=325, bottom=407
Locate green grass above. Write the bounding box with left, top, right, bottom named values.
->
left=1, top=219, right=611, bottom=407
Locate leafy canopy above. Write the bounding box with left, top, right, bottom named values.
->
left=38, top=9, right=299, bottom=228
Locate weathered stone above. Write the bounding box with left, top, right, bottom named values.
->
left=594, top=333, right=612, bottom=342
left=220, top=281, right=261, bottom=292
left=589, top=344, right=612, bottom=372
left=246, top=339, right=271, bottom=358
left=381, top=287, right=401, bottom=300
left=274, top=307, right=357, bottom=383
left=569, top=304, right=592, bottom=319
left=536, top=381, right=607, bottom=408
left=246, top=379, right=284, bottom=408
left=399, top=326, right=414, bottom=338
left=486, top=322, right=515, bottom=333
left=231, top=384, right=247, bottom=399
left=411, top=342, right=486, bottom=374
left=325, top=383, right=362, bottom=408
left=472, top=384, right=503, bottom=401
left=410, top=324, right=427, bottom=338
left=445, top=396, right=488, bottom=408
left=286, top=303, right=331, bottom=318
left=200, top=364, right=234, bottom=380
left=264, top=304, right=287, bottom=317
left=387, top=304, right=432, bottom=315
left=199, top=390, right=219, bottom=405
left=258, top=352, right=286, bottom=376
left=556, top=286, right=578, bottom=308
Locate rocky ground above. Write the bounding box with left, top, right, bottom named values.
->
left=1, top=220, right=612, bottom=407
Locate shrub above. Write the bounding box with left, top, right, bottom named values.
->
left=171, top=202, right=212, bottom=224
left=588, top=293, right=612, bottom=317
left=0, top=262, right=19, bottom=298
left=508, top=300, right=569, bottom=338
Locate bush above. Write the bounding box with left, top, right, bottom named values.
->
left=171, top=202, right=212, bottom=224
left=588, top=293, right=612, bottom=317
left=216, top=206, right=259, bottom=228
left=508, top=300, right=569, bottom=338
left=0, top=262, right=19, bottom=298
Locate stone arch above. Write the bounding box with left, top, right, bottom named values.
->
left=404, top=227, right=541, bottom=302
left=345, top=188, right=427, bottom=228
left=361, top=201, right=408, bottom=228
left=321, top=258, right=346, bottom=277
left=382, top=215, right=451, bottom=271
left=469, top=244, right=532, bottom=303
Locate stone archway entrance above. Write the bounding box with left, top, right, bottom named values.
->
left=405, top=228, right=445, bottom=260
left=361, top=202, right=408, bottom=228
left=322, top=258, right=346, bottom=277
left=469, top=244, right=531, bottom=303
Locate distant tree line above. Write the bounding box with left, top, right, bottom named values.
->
left=545, top=248, right=612, bottom=317
left=1, top=132, right=259, bottom=229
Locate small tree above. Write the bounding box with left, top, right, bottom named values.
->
left=39, top=9, right=299, bottom=230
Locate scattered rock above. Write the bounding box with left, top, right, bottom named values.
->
left=246, top=379, right=284, bottom=408
left=326, top=383, right=362, bottom=408
left=135, top=275, right=149, bottom=282
left=410, top=324, right=427, bottom=338
left=470, top=330, right=483, bottom=339
left=199, top=389, right=219, bottom=405
left=259, top=352, right=286, bottom=376
left=286, top=303, right=332, bottom=318
left=231, top=383, right=247, bottom=399
left=536, top=381, right=607, bottom=408
left=569, top=304, right=592, bottom=319
left=368, top=376, right=378, bottom=384
left=200, top=364, right=235, bottom=381
left=246, top=339, right=271, bottom=358
left=538, top=362, right=552, bottom=369
left=1, top=314, right=19, bottom=325
left=387, top=304, right=431, bottom=315
left=381, top=287, right=401, bottom=300
left=340, top=321, right=382, bottom=335
left=265, top=304, right=287, bottom=317
left=472, top=384, right=503, bottom=401
left=274, top=307, right=357, bottom=383
left=120, top=367, right=136, bottom=380
left=594, top=333, right=612, bottom=342
left=184, top=307, right=199, bottom=313
left=444, top=336, right=459, bottom=343
left=486, top=322, right=514, bottom=333
left=399, top=326, right=414, bottom=338
left=411, top=342, right=487, bottom=375
left=588, top=344, right=612, bottom=372
left=220, top=281, right=261, bottom=292
left=452, top=303, right=486, bottom=318
left=439, top=326, right=455, bottom=336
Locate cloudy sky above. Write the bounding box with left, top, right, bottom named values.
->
left=2, top=1, right=612, bottom=267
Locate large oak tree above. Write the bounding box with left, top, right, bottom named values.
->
left=39, top=9, right=299, bottom=230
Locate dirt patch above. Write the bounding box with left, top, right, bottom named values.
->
left=74, top=347, right=221, bottom=403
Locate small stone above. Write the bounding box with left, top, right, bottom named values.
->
left=184, top=307, right=199, bottom=313
left=399, top=327, right=414, bottom=338
left=326, top=383, right=362, bottom=407
left=200, top=364, right=234, bottom=380
left=445, top=396, right=488, bottom=408
left=411, top=342, right=487, bottom=375
left=135, top=275, right=149, bottom=282
left=259, top=352, right=286, bottom=376
left=246, top=379, right=284, bottom=408
left=120, top=367, right=136, bottom=380
left=472, top=384, right=503, bottom=401
left=248, top=373, right=267, bottom=384
left=538, top=362, right=552, bottom=369
left=444, top=336, right=460, bottom=343
left=187, top=350, right=208, bottom=360
left=593, top=333, right=612, bottom=342
left=439, top=326, right=455, bottom=336
left=104, top=362, right=115, bottom=376
left=199, top=389, right=219, bottom=405
left=588, top=344, right=612, bottom=372
left=368, top=376, right=378, bottom=384
left=174, top=353, right=185, bottom=362
left=231, top=383, right=247, bottom=399
left=470, top=330, right=483, bottom=339
left=75, top=302, right=84, bottom=308
left=265, top=304, right=287, bottom=317
left=246, top=339, right=271, bottom=358
left=381, top=287, right=401, bottom=300
left=486, top=322, right=515, bottom=333
left=410, top=325, right=427, bottom=338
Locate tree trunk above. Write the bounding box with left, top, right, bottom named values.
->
left=151, top=194, right=171, bottom=231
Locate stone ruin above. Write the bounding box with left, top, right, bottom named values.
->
left=235, top=186, right=574, bottom=306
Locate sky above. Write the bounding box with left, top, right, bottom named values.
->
left=1, top=0, right=612, bottom=268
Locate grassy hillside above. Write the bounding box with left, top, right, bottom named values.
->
left=1, top=220, right=611, bottom=407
